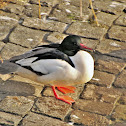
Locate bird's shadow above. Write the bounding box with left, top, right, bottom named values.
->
left=108, top=49, right=126, bottom=61
left=92, top=49, right=126, bottom=63
left=0, top=78, right=43, bottom=101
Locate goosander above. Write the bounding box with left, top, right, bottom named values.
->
left=0, top=35, right=94, bottom=104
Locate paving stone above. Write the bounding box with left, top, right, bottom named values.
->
left=115, top=15, right=126, bottom=26
left=70, top=0, right=89, bottom=7
left=47, top=32, right=67, bottom=43
left=73, top=99, right=114, bottom=116
left=0, top=111, right=22, bottom=126
left=0, top=15, right=18, bottom=41
left=23, top=17, right=67, bottom=33
left=0, top=41, right=5, bottom=51
left=11, top=0, right=29, bottom=5
left=116, top=88, right=126, bottom=98
left=0, top=77, right=3, bottom=83
left=1, top=43, right=29, bottom=59
left=114, top=69, right=126, bottom=88
left=21, top=112, right=71, bottom=126
left=30, top=0, right=58, bottom=7
left=81, top=38, right=99, bottom=50
left=80, top=84, right=121, bottom=104
left=108, top=25, right=126, bottom=42
left=23, top=4, right=51, bottom=18
left=49, top=2, right=91, bottom=23
left=92, top=0, right=126, bottom=15
left=109, top=49, right=126, bottom=60
left=0, top=79, right=35, bottom=96
left=96, top=39, right=126, bottom=59
left=0, top=74, right=44, bottom=98
left=70, top=110, right=109, bottom=126
left=111, top=105, right=126, bottom=121
left=66, top=22, right=107, bottom=40
left=0, top=11, right=19, bottom=20
left=90, top=70, right=115, bottom=87
left=10, top=25, right=47, bottom=48
left=2, top=3, right=24, bottom=15
left=0, top=74, right=12, bottom=82
left=32, top=97, right=72, bottom=120
left=114, top=0, right=126, bottom=3
left=117, top=96, right=126, bottom=105
left=95, top=59, right=126, bottom=74
left=97, top=12, right=118, bottom=27
left=112, top=122, right=126, bottom=126
left=98, top=54, right=126, bottom=64
left=0, top=92, right=10, bottom=101
left=122, top=90, right=126, bottom=96
left=0, top=96, right=34, bottom=116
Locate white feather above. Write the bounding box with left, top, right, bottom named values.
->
left=31, top=59, right=71, bottom=75
left=16, top=57, right=38, bottom=66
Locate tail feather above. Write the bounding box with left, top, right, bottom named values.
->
left=0, top=60, right=19, bottom=74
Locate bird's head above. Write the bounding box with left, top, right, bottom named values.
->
left=58, top=35, right=93, bottom=56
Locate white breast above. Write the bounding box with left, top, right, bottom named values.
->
left=70, top=50, right=94, bottom=84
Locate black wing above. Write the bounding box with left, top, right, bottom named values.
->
left=31, top=49, right=75, bottom=67
left=9, top=43, right=60, bottom=62
left=9, top=44, right=75, bottom=76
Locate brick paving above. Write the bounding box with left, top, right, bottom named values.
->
left=0, top=0, right=126, bottom=125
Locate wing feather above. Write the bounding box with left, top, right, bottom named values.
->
left=9, top=44, right=74, bottom=76
left=15, top=57, right=38, bottom=66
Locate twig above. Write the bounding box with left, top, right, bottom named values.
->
left=0, top=55, right=3, bottom=63
left=80, top=0, right=82, bottom=18
left=89, top=0, right=99, bottom=26
left=0, top=0, right=7, bottom=9
left=39, top=0, right=41, bottom=19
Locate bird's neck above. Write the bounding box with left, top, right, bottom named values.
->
left=58, top=47, right=78, bottom=56
left=70, top=51, right=94, bottom=83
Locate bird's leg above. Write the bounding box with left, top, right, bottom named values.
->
left=57, top=86, right=76, bottom=94
left=51, top=86, right=75, bottom=105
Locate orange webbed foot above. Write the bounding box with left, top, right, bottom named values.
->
left=57, top=86, right=76, bottom=94
left=56, top=95, right=75, bottom=105
left=52, top=86, right=75, bottom=104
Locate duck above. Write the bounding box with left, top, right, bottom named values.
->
left=0, top=35, right=94, bottom=104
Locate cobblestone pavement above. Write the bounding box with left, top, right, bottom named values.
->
left=0, top=0, right=126, bottom=126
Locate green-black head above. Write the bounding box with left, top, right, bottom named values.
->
left=58, top=35, right=92, bottom=56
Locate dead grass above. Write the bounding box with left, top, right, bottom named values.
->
left=89, top=0, right=99, bottom=26
left=0, top=0, right=7, bottom=9
left=0, top=0, right=99, bottom=25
